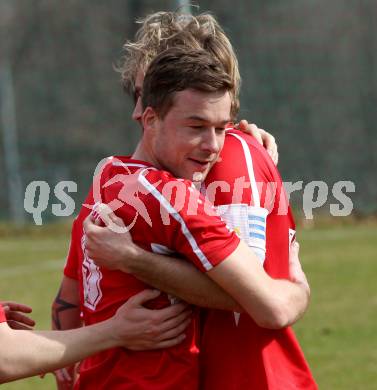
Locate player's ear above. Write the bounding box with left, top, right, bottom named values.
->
left=142, top=106, right=159, bottom=134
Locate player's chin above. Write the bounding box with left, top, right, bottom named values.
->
left=186, top=162, right=212, bottom=181
left=178, top=168, right=204, bottom=182
left=191, top=168, right=211, bottom=182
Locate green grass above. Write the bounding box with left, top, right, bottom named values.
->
left=294, top=224, right=377, bottom=389
left=0, top=231, right=69, bottom=390
left=0, top=223, right=376, bottom=389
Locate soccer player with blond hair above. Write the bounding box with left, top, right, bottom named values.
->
left=55, top=11, right=316, bottom=389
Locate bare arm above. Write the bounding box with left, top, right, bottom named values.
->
left=51, top=275, right=192, bottom=387
left=0, top=290, right=189, bottom=384
left=207, top=240, right=309, bottom=329
left=52, top=276, right=81, bottom=332
left=84, top=208, right=309, bottom=322
left=0, top=316, right=114, bottom=383
left=121, top=243, right=309, bottom=327
left=51, top=276, right=82, bottom=389
left=84, top=212, right=242, bottom=312
left=126, top=250, right=241, bottom=312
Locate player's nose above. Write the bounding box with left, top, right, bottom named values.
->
left=201, top=127, right=222, bottom=154
left=132, top=97, right=143, bottom=123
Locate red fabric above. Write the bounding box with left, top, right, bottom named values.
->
left=65, top=156, right=239, bottom=390
left=0, top=305, right=6, bottom=323
left=200, top=130, right=317, bottom=390
left=63, top=216, right=81, bottom=280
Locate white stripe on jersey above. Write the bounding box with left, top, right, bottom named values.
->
left=138, top=170, right=213, bottom=271
left=227, top=132, right=260, bottom=207
left=112, top=162, right=152, bottom=169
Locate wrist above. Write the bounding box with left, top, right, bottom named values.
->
left=123, top=243, right=146, bottom=273
left=95, top=319, right=122, bottom=349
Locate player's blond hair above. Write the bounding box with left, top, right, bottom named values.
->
left=142, top=47, right=234, bottom=119
left=119, top=11, right=240, bottom=118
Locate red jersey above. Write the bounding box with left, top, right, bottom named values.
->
left=0, top=305, right=6, bottom=323
left=200, top=130, right=317, bottom=389
left=64, top=156, right=240, bottom=390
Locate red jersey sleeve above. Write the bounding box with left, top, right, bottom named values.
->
left=0, top=305, right=6, bottom=323
left=139, top=170, right=240, bottom=272
left=63, top=217, right=81, bottom=280
left=101, top=164, right=241, bottom=273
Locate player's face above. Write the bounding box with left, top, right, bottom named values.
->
left=144, top=89, right=231, bottom=181
left=131, top=71, right=144, bottom=125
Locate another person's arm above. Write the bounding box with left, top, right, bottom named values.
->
left=207, top=240, right=309, bottom=329
left=84, top=209, right=309, bottom=327
left=51, top=276, right=82, bottom=390
left=84, top=210, right=241, bottom=312
left=0, top=290, right=189, bottom=384
left=52, top=276, right=82, bottom=331
left=236, top=120, right=278, bottom=164
left=51, top=275, right=191, bottom=388
left=121, top=248, right=242, bottom=312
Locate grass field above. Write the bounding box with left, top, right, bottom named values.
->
left=0, top=221, right=376, bottom=389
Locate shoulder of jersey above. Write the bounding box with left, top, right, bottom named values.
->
left=142, top=168, right=194, bottom=188
left=100, top=155, right=153, bottom=176
left=226, top=129, right=264, bottom=150
left=101, top=156, right=194, bottom=188
left=226, top=129, right=273, bottom=161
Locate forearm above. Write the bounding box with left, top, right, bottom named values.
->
left=0, top=321, right=116, bottom=383
left=208, top=242, right=310, bottom=329
left=84, top=209, right=240, bottom=310
left=127, top=248, right=242, bottom=311
left=263, top=277, right=310, bottom=327
left=51, top=277, right=81, bottom=331
left=51, top=276, right=82, bottom=387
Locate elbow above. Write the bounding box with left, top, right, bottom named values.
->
left=253, top=295, right=298, bottom=329
left=254, top=294, right=309, bottom=330
left=255, top=282, right=311, bottom=329
left=254, top=307, right=290, bottom=330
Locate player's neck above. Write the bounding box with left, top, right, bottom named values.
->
left=132, top=141, right=161, bottom=169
